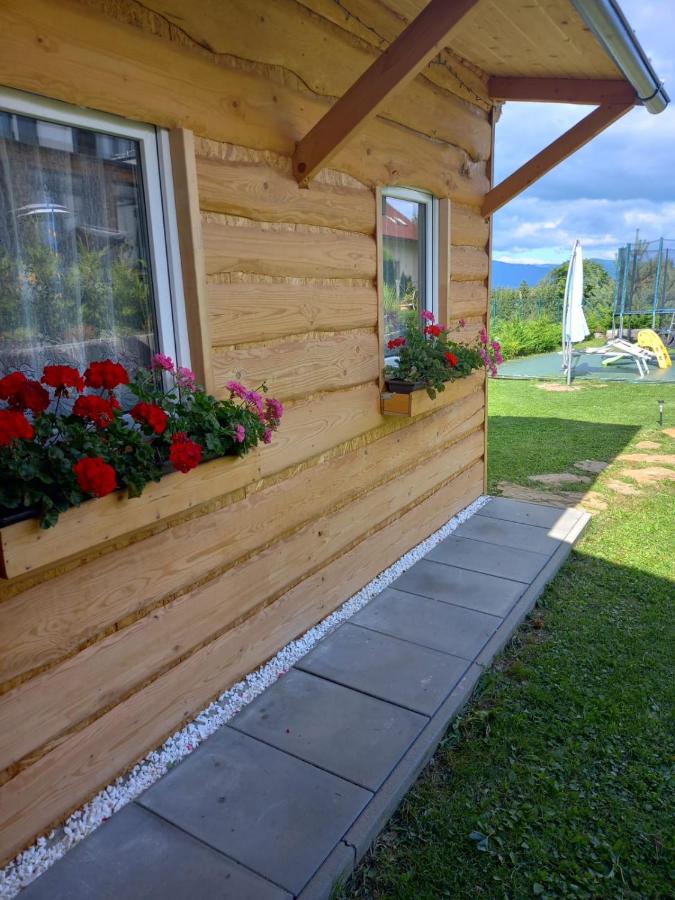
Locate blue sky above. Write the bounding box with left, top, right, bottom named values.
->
left=492, top=0, right=675, bottom=264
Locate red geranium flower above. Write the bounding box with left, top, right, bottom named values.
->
left=0, top=372, right=28, bottom=404
left=169, top=432, right=203, bottom=473
left=131, top=402, right=169, bottom=435
left=424, top=324, right=443, bottom=338
left=445, top=352, right=459, bottom=367
left=0, top=409, right=34, bottom=446
left=42, top=365, right=85, bottom=395
left=84, top=360, right=129, bottom=390
left=73, top=395, right=118, bottom=428
left=387, top=337, right=406, bottom=350
left=73, top=456, right=117, bottom=497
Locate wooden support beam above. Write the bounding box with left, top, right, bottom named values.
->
left=489, top=76, right=637, bottom=105
left=292, top=0, right=480, bottom=186
left=482, top=102, right=634, bottom=217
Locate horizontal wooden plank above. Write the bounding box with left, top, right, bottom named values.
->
left=0, top=452, right=261, bottom=581
left=202, top=218, right=376, bottom=279
left=0, top=0, right=489, bottom=204
left=208, top=277, right=378, bottom=345
left=451, top=245, right=490, bottom=282
left=451, top=203, right=490, bottom=248
left=0, top=391, right=483, bottom=688
left=0, top=428, right=483, bottom=774
left=212, top=331, right=379, bottom=402
left=448, top=280, right=488, bottom=319
left=0, top=461, right=482, bottom=864
left=197, top=154, right=376, bottom=234
left=488, top=76, right=636, bottom=105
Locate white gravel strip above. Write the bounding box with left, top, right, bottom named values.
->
left=0, top=495, right=488, bottom=898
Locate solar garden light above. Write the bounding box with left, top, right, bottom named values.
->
left=658, top=399, right=664, bottom=426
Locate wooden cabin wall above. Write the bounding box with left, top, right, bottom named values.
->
left=0, top=0, right=492, bottom=863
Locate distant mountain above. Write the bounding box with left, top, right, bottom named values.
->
left=492, top=258, right=616, bottom=289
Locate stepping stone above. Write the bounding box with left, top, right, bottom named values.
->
left=230, top=669, right=426, bottom=790
left=453, top=515, right=561, bottom=555
left=528, top=472, right=591, bottom=485
left=21, top=803, right=290, bottom=900
left=393, top=559, right=524, bottom=616
left=296, top=622, right=469, bottom=715
left=427, top=536, right=548, bottom=583
left=138, top=728, right=370, bottom=895
left=352, top=588, right=499, bottom=658
left=478, top=497, right=572, bottom=528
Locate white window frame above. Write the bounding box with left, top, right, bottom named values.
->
left=381, top=186, right=439, bottom=360
left=0, top=86, right=190, bottom=370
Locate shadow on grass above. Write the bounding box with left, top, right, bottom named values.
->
left=343, top=545, right=674, bottom=900
left=487, top=416, right=640, bottom=492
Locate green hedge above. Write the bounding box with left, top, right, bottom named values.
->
left=493, top=318, right=562, bottom=360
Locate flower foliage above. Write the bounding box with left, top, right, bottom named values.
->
left=385, top=314, right=503, bottom=398
left=0, top=355, right=283, bottom=528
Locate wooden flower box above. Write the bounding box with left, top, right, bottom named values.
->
left=0, top=451, right=261, bottom=580
left=381, top=369, right=485, bottom=417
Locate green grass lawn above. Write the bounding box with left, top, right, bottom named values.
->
left=342, top=379, right=674, bottom=900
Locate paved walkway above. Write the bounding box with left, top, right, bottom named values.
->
left=22, top=498, right=589, bottom=900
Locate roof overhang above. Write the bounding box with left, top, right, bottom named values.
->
left=292, top=0, right=668, bottom=213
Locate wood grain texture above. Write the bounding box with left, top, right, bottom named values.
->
left=0, top=391, right=483, bottom=688
left=0, top=453, right=261, bottom=580
left=0, top=0, right=488, bottom=203
left=202, top=218, right=376, bottom=279
left=196, top=154, right=376, bottom=234
left=133, top=0, right=492, bottom=158
left=212, top=331, right=379, bottom=402
left=451, top=203, right=490, bottom=248
left=0, top=460, right=482, bottom=864
left=382, top=369, right=484, bottom=416
left=292, top=0, right=481, bottom=183
left=0, top=429, right=483, bottom=774
left=451, top=245, right=490, bottom=282
left=208, top=277, right=378, bottom=345
left=489, top=75, right=635, bottom=104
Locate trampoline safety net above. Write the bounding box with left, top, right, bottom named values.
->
left=613, top=238, right=675, bottom=341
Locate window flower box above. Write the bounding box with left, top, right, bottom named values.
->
left=381, top=368, right=485, bottom=417
left=0, top=356, right=283, bottom=579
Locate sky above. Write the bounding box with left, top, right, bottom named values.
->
left=492, top=0, right=675, bottom=265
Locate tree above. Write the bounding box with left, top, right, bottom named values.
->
left=546, top=259, right=614, bottom=307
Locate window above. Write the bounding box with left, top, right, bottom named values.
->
left=0, top=87, right=188, bottom=387
left=381, top=187, right=437, bottom=356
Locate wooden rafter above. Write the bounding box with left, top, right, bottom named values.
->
left=292, top=0, right=480, bottom=186
left=481, top=102, right=634, bottom=217
left=489, top=76, right=637, bottom=105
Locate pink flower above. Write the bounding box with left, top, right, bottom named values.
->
left=263, top=428, right=273, bottom=444
left=176, top=366, right=197, bottom=390
left=479, top=328, right=489, bottom=345
left=479, top=347, right=489, bottom=363
left=226, top=380, right=248, bottom=399
left=265, top=397, right=284, bottom=424
left=152, top=353, right=175, bottom=373
left=420, top=310, right=435, bottom=322
left=245, top=390, right=265, bottom=420
left=234, top=424, right=246, bottom=443
left=458, top=318, right=466, bottom=328
left=491, top=340, right=501, bottom=352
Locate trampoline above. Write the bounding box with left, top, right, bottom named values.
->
left=497, top=349, right=675, bottom=384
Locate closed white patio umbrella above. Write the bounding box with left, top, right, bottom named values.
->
left=561, top=240, right=590, bottom=384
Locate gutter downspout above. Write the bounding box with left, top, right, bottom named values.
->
left=571, top=0, right=669, bottom=113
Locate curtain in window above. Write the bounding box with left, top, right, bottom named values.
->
left=0, top=111, right=157, bottom=379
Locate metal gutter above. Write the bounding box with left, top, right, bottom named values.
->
left=571, top=0, right=669, bottom=113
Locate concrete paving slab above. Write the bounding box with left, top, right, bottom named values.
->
left=352, top=588, right=499, bottom=658
left=427, top=536, right=548, bottom=583
left=230, top=669, right=427, bottom=790
left=138, top=728, right=371, bottom=895
left=478, top=497, right=576, bottom=529
left=295, top=842, right=355, bottom=900
left=392, top=560, right=525, bottom=617
left=21, top=803, right=290, bottom=900
left=454, top=514, right=561, bottom=555
left=296, top=623, right=470, bottom=715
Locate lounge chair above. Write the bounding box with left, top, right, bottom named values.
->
left=585, top=337, right=655, bottom=378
